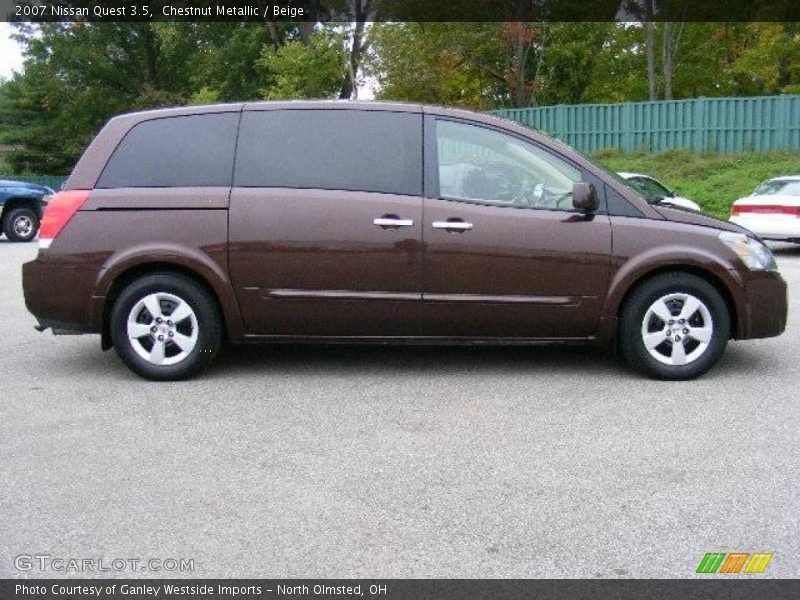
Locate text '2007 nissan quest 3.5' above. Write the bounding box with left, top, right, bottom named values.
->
left=23, top=102, right=787, bottom=381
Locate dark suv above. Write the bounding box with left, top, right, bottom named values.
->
left=23, top=102, right=787, bottom=380
left=1, top=179, right=54, bottom=242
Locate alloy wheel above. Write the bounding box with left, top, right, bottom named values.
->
left=640, top=293, right=714, bottom=366
left=13, top=215, right=34, bottom=238
left=126, top=292, right=198, bottom=366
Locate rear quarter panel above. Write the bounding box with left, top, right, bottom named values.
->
left=38, top=188, right=243, bottom=339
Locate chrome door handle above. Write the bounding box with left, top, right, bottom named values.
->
left=432, top=220, right=473, bottom=231
left=373, top=217, right=414, bottom=227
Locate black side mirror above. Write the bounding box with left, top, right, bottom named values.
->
left=572, top=182, right=597, bottom=211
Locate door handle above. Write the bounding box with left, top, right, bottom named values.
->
left=432, top=220, right=473, bottom=231
left=373, top=216, right=414, bottom=228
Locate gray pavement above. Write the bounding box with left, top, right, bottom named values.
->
left=1, top=239, right=798, bottom=578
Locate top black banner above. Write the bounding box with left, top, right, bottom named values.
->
left=1, top=0, right=799, bottom=23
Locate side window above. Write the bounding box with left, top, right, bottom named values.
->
left=96, top=113, right=239, bottom=188
left=435, top=120, right=582, bottom=210
left=234, top=110, right=422, bottom=196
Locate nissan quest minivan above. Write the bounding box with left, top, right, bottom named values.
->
left=23, top=101, right=787, bottom=380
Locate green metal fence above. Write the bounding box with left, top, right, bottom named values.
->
left=0, top=174, right=68, bottom=190
left=492, top=94, right=800, bottom=155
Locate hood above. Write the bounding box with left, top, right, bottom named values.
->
left=660, top=196, right=701, bottom=212
left=651, top=204, right=749, bottom=234
left=0, top=179, right=54, bottom=195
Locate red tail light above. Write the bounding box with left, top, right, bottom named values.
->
left=732, top=204, right=800, bottom=217
left=39, top=190, right=90, bottom=248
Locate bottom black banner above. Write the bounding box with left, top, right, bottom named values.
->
left=2, top=579, right=799, bottom=600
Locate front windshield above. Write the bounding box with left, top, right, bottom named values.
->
left=753, top=179, right=800, bottom=197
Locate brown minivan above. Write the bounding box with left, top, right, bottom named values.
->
left=23, top=101, right=787, bottom=380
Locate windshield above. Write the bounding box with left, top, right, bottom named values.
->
left=753, top=179, right=800, bottom=197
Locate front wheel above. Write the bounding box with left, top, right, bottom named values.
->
left=619, top=273, right=730, bottom=380
left=109, top=273, right=222, bottom=380
left=3, top=207, right=39, bottom=242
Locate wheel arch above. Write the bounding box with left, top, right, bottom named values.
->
left=613, top=264, right=740, bottom=340
left=99, top=260, right=244, bottom=350
left=1, top=197, right=42, bottom=219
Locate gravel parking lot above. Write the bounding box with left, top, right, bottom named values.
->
left=1, top=239, right=798, bottom=578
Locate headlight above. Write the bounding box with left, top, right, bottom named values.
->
left=718, top=231, right=777, bottom=271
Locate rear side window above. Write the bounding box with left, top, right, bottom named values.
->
left=96, top=113, right=240, bottom=188
left=234, top=110, right=422, bottom=196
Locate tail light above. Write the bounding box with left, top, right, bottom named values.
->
left=39, top=190, right=90, bottom=249
left=732, top=204, right=800, bottom=217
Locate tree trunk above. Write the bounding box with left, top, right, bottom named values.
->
left=778, top=23, right=796, bottom=90
left=512, top=25, right=528, bottom=108
left=339, top=0, right=371, bottom=100
left=662, top=22, right=673, bottom=100
left=143, top=26, right=160, bottom=87
left=645, top=1, right=657, bottom=100
left=298, top=0, right=318, bottom=44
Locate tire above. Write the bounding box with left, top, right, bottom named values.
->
left=109, top=273, right=222, bottom=381
left=3, top=207, right=39, bottom=242
left=619, top=273, right=730, bottom=380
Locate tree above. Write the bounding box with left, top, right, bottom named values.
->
left=339, top=0, right=375, bottom=99
left=258, top=28, right=348, bottom=100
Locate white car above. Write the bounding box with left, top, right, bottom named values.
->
left=618, top=172, right=702, bottom=212
left=729, top=176, right=800, bottom=243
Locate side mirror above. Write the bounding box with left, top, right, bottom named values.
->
left=572, top=182, right=597, bottom=211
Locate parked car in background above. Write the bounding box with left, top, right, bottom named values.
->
left=618, top=172, right=702, bottom=213
left=0, top=179, right=54, bottom=242
left=729, top=176, right=800, bottom=244
left=23, top=102, right=786, bottom=381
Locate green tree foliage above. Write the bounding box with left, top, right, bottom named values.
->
left=258, top=29, right=348, bottom=100
left=0, top=21, right=798, bottom=174
left=369, top=22, right=800, bottom=108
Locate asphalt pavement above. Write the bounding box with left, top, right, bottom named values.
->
left=1, top=239, right=798, bottom=578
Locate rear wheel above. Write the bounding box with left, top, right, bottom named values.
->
left=110, top=273, right=222, bottom=380
left=3, top=207, right=39, bottom=242
left=619, top=273, right=730, bottom=380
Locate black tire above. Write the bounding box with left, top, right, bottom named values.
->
left=3, top=207, right=39, bottom=242
left=109, top=272, right=222, bottom=381
left=619, top=272, right=730, bottom=380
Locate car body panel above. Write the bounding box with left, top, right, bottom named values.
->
left=421, top=197, right=611, bottom=338
left=228, top=188, right=424, bottom=337
left=23, top=187, right=244, bottom=339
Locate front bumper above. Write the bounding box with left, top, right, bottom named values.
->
left=736, top=269, right=787, bottom=339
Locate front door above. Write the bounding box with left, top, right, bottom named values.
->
left=422, top=118, right=612, bottom=339
left=228, top=107, right=424, bottom=337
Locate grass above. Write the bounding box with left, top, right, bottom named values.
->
left=593, top=149, right=800, bottom=219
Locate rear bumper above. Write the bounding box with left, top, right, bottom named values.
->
left=736, top=269, right=787, bottom=339
left=730, top=215, right=800, bottom=241
left=23, top=256, right=102, bottom=334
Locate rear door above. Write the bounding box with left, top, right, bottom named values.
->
left=422, top=117, right=612, bottom=339
left=228, top=107, right=424, bottom=337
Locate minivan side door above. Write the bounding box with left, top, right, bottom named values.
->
left=228, top=107, right=424, bottom=337
left=422, top=117, right=612, bottom=339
